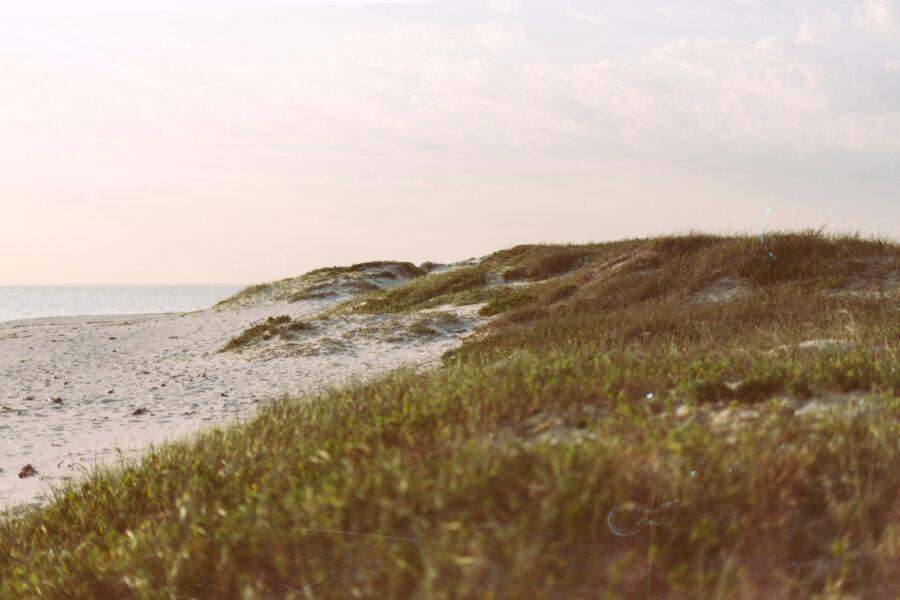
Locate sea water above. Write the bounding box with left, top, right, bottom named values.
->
left=0, top=286, right=244, bottom=323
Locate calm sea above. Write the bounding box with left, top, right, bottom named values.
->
left=0, top=286, right=245, bottom=323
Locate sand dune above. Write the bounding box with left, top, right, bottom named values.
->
left=0, top=273, right=485, bottom=512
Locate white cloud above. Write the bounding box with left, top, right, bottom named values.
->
left=851, top=0, right=900, bottom=36
left=2, top=2, right=897, bottom=189
left=754, top=35, right=783, bottom=51
left=487, top=0, right=520, bottom=14
left=470, top=22, right=527, bottom=51
left=565, top=9, right=607, bottom=24
left=654, top=7, right=677, bottom=20
left=794, top=10, right=843, bottom=46
left=0, top=0, right=438, bottom=17
left=340, top=25, right=455, bottom=52
left=517, top=37, right=900, bottom=158
left=410, top=57, right=491, bottom=90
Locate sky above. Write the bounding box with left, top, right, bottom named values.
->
left=1, top=0, right=898, bottom=285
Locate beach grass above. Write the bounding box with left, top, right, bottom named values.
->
left=321, top=243, right=604, bottom=318
left=1, top=231, right=898, bottom=599
left=220, top=316, right=314, bottom=353
left=213, top=261, right=426, bottom=309
left=338, top=265, right=490, bottom=314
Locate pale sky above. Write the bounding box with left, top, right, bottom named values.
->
left=1, top=0, right=898, bottom=284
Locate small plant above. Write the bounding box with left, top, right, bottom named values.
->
left=407, top=320, right=438, bottom=337
left=220, top=316, right=312, bottom=352
left=407, top=312, right=464, bottom=337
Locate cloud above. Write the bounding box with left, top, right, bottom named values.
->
left=3, top=3, right=897, bottom=184
left=0, top=0, right=438, bottom=17
left=21, top=30, right=890, bottom=163
left=517, top=36, right=900, bottom=159
left=851, top=0, right=900, bottom=36
left=487, top=0, right=520, bottom=14
left=565, top=9, right=607, bottom=24
left=340, top=25, right=455, bottom=52
left=753, top=35, right=783, bottom=51
left=794, top=10, right=843, bottom=46
left=470, top=22, right=527, bottom=51
left=654, top=7, right=677, bottom=20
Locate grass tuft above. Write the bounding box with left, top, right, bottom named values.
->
left=220, top=316, right=314, bottom=352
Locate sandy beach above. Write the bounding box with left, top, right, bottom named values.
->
left=0, top=268, right=485, bottom=512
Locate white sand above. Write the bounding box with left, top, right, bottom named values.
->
left=0, top=280, right=487, bottom=512
left=688, top=277, right=750, bottom=304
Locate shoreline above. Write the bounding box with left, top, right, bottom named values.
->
left=0, top=311, right=182, bottom=326
left=0, top=284, right=245, bottom=325
left=0, top=296, right=483, bottom=512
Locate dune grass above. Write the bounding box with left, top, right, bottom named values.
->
left=343, top=266, right=490, bottom=314
left=1, top=231, right=898, bottom=599
left=481, top=243, right=602, bottom=281
left=477, top=288, right=535, bottom=317
left=220, top=316, right=314, bottom=353
left=215, top=262, right=426, bottom=309
left=327, top=243, right=604, bottom=317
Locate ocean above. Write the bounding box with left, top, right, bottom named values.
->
left=0, top=286, right=245, bottom=323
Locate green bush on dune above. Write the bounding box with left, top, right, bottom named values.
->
left=2, top=231, right=899, bottom=599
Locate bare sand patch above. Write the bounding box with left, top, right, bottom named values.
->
left=826, top=255, right=900, bottom=300
left=670, top=390, right=882, bottom=440
left=688, top=277, right=750, bottom=305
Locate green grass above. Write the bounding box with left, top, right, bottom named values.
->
left=2, top=231, right=899, bottom=599
left=477, top=288, right=534, bottom=317
left=335, top=265, right=490, bottom=314
left=220, top=316, right=314, bottom=352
